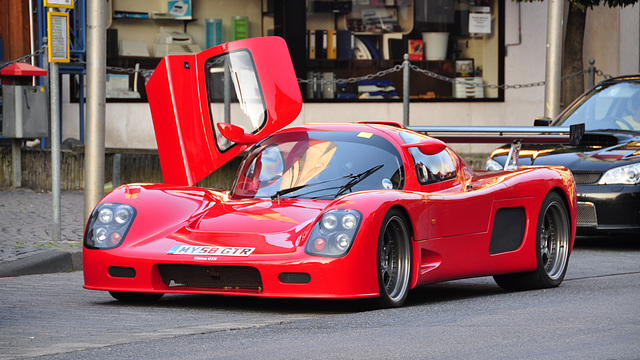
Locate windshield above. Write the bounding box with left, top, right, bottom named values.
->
left=555, top=81, right=640, bottom=132
left=232, top=130, right=404, bottom=200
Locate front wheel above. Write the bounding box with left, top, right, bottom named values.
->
left=494, top=192, right=571, bottom=290
left=109, top=291, right=164, bottom=302
left=375, top=209, right=412, bottom=308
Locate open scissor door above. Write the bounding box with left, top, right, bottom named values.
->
left=146, top=37, right=302, bottom=186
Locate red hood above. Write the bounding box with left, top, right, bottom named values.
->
left=102, top=185, right=327, bottom=256
left=165, top=198, right=327, bottom=255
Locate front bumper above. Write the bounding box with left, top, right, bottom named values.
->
left=575, top=183, right=640, bottom=235
left=83, top=246, right=381, bottom=299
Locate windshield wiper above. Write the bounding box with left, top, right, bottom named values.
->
left=335, top=164, right=384, bottom=197
left=271, top=164, right=384, bottom=201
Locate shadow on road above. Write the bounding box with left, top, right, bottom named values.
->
left=93, top=278, right=505, bottom=314
left=574, top=235, right=640, bottom=251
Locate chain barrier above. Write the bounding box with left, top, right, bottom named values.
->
left=0, top=45, right=615, bottom=89
left=595, top=69, right=613, bottom=79
left=0, top=45, right=47, bottom=69
left=302, top=64, right=589, bottom=90
left=410, top=65, right=588, bottom=90
left=298, top=64, right=404, bottom=85
left=69, top=57, right=155, bottom=77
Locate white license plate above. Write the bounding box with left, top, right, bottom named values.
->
left=167, top=245, right=255, bottom=257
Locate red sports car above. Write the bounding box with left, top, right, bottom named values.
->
left=83, top=37, right=577, bottom=307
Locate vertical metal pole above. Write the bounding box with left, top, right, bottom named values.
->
left=79, top=74, right=85, bottom=143
left=402, top=54, right=410, bottom=127
left=11, top=139, right=21, bottom=188
left=544, top=0, right=564, bottom=119
left=50, top=61, right=61, bottom=241
left=84, top=0, right=107, bottom=222
left=588, top=58, right=595, bottom=89
left=112, top=153, right=121, bottom=188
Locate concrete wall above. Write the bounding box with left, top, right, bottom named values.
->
left=59, top=1, right=639, bottom=155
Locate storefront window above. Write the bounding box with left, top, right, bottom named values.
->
left=301, top=0, right=503, bottom=102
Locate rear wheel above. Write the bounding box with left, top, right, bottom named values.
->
left=109, top=291, right=164, bottom=302
left=494, top=192, right=571, bottom=290
left=375, top=210, right=412, bottom=308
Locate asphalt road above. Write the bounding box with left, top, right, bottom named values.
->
left=1, top=238, right=638, bottom=360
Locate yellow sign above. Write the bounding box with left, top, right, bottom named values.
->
left=44, top=0, right=74, bottom=9
left=47, top=12, right=70, bottom=63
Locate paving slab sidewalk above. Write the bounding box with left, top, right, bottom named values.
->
left=0, top=189, right=85, bottom=277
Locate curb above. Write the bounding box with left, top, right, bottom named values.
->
left=0, top=250, right=82, bottom=278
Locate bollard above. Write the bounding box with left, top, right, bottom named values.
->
left=588, top=58, right=596, bottom=89
left=402, top=54, right=410, bottom=127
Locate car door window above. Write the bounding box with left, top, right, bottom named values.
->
left=400, top=131, right=456, bottom=185
left=206, top=50, right=267, bottom=152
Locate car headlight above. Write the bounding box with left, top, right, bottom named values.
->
left=306, top=209, right=362, bottom=257
left=484, top=158, right=503, bottom=171
left=598, top=163, right=640, bottom=185
left=84, top=203, right=136, bottom=249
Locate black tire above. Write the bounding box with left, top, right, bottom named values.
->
left=109, top=291, right=164, bottom=302
left=494, top=192, right=571, bottom=291
left=375, top=209, right=412, bottom=308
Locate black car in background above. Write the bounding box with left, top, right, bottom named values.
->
left=485, top=75, right=640, bottom=235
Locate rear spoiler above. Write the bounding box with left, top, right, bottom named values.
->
left=406, top=123, right=585, bottom=170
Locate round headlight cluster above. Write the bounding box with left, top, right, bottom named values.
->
left=307, top=209, right=362, bottom=257
left=85, top=203, right=136, bottom=249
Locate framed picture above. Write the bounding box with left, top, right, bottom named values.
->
left=456, top=59, right=475, bottom=77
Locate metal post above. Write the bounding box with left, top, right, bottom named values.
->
left=84, top=0, right=107, bottom=222
left=112, top=153, right=121, bottom=188
left=587, top=58, right=596, bottom=89
left=50, top=61, right=61, bottom=241
left=11, top=139, right=21, bottom=188
left=402, top=53, right=410, bottom=127
left=544, top=0, right=563, bottom=119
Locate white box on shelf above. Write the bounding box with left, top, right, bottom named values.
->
left=454, top=77, right=484, bottom=99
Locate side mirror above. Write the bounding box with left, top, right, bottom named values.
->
left=217, top=123, right=257, bottom=144
left=402, top=138, right=447, bottom=155
left=534, top=117, right=553, bottom=127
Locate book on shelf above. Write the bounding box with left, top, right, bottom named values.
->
left=308, top=30, right=316, bottom=59
left=337, top=30, right=354, bottom=59
left=327, top=30, right=337, bottom=59
left=408, top=39, right=423, bottom=61
left=315, top=30, right=327, bottom=59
